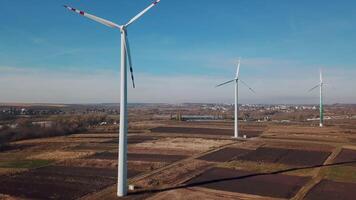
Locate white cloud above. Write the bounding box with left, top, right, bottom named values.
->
left=0, top=65, right=355, bottom=104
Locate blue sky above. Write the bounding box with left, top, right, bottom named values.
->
left=0, top=0, right=355, bottom=104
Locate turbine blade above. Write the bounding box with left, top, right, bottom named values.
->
left=235, top=58, right=241, bottom=79
left=240, top=79, right=256, bottom=93
left=124, top=34, right=135, bottom=88
left=63, top=5, right=121, bottom=29
left=125, top=0, right=161, bottom=27
left=216, top=79, right=236, bottom=87
left=308, top=84, right=320, bottom=92
left=320, top=69, right=323, bottom=83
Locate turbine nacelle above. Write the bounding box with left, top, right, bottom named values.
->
left=63, top=0, right=161, bottom=89
left=216, top=58, right=255, bottom=93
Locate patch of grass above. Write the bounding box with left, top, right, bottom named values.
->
left=0, top=159, right=53, bottom=169
left=219, top=160, right=315, bottom=177
left=323, top=165, right=356, bottom=183
left=219, top=160, right=288, bottom=173
left=284, top=167, right=316, bottom=177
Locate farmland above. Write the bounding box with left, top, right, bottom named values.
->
left=0, top=104, right=356, bottom=199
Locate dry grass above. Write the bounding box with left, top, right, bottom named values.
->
left=0, top=168, right=28, bottom=176
left=136, top=159, right=210, bottom=188
left=147, top=188, right=236, bottom=200
left=129, top=161, right=167, bottom=171
left=58, top=158, right=117, bottom=169
left=132, top=138, right=231, bottom=154
left=68, top=133, right=118, bottom=138
left=219, top=160, right=316, bottom=177
left=0, top=194, right=22, bottom=200
left=13, top=136, right=110, bottom=145
left=321, top=165, right=356, bottom=183
left=27, top=150, right=95, bottom=161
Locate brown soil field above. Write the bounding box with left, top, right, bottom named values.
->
left=262, top=140, right=334, bottom=152
left=100, top=135, right=158, bottom=144
left=13, top=137, right=111, bottom=144
left=59, top=159, right=117, bottom=169
left=27, top=150, right=95, bottom=161
left=147, top=188, right=241, bottom=200
left=150, top=127, right=262, bottom=137
left=333, top=148, right=356, bottom=166
left=0, top=143, right=35, bottom=152
left=70, top=143, right=117, bottom=151
left=265, top=125, right=342, bottom=136
left=305, top=179, right=356, bottom=200
left=0, top=165, right=136, bottom=200
left=128, top=161, right=168, bottom=172
left=237, top=147, right=330, bottom=166
left=131, top=137, right=232, bottom=155
left=128, top=153, right=187, bottom=163
left=185, top=167, right=309, bottom=198
left=68, top=133, right=118, bottom=138
left=0, top=168, right=28, bottom=176
left=86, top=151, right=118, bottom=160
left=136, top=159, right=211, bottom=188
left=88, top=151, right=186, bottom=163
left=1, top=118, right=356, bottom=200
left=339, top=124, right=356, bottom=130
left=198, top=147, right=252, bottom=162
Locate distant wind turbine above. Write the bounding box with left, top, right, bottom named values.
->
left=216, top=58, right=255, bottom=138
left=308, top=69, right=324, bottom=127
left=63, top=0, right=161, bottom=197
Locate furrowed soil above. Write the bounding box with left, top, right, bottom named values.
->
left=0, top=166, right=141, bottom=200
left=185, top=167, right=309, bottom=199
left=88, top=151, right=187, bottom=163
left=237, top=147, right=331, bottom=166
left=150, top=127, right=262, bottom=137
left=198, top=147, right=252, bottom=162
left=305, top=179, right=356, bottom=200
left=1, top=119, right=356, bottom=200
left=333, top=148, right=356, bottom=166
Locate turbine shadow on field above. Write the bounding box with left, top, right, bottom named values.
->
left=129, top=160, right=356, bottom=196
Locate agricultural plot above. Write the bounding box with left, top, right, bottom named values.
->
left=71, top=143, right=117, bottom=151
left=0, top=143, right=34, bottom=152
left=237, top=147, right=330, bottom=166
left=0, top=159, right=53, bottom=169
left=88, top=151, right=187, bottom=163
left=323, top=165, right=356, bottom=183
left=198, top=147, right=251, bottom=162
left=185, top=167, right=309, bottom=198
left=150, top=126, right=262, bottom=137
left=0, top=166, right=139, bottom=200
left=100, top=135, right=158, bottom=144
left=305, top=180, right=356, bottom=200
left=1, top=119, right=355, bottom=200
left=333, top=148, right=356, bottom=166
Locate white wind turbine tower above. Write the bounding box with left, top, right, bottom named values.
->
left=308, top=69, right=324, bottom=127
left=216, top=58, right=255, bottom=138
left=64, top=1, right=161, bottom=197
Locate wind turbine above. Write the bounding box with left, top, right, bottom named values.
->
left=308, top=69, right=324, bottom=127
left=63, top=1, right=161, bottom=197
left=216, top=58, right=255, bottom=138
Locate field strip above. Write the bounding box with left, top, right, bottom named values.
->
left=129, top=140, right=239, bottom=183
left=260, top=137, right=348, bottom=147
left=291, top=146, right=342, bottom=200
left=80, top=140, right=239, bottom=200
left=146, top=132, right=244, bottom=140
left=188, top=187, right=284, bottom=200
